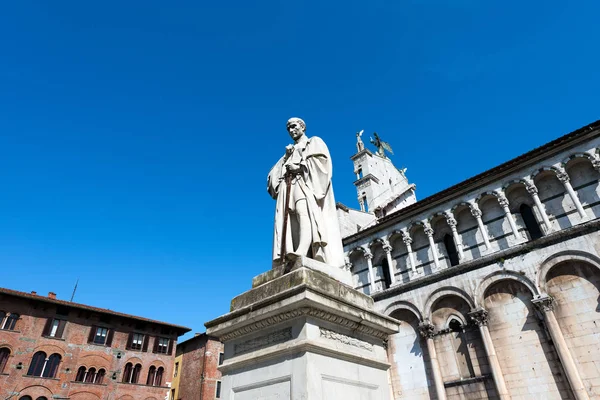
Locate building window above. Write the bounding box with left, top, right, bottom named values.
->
left=19, top=397, right=32, bottom=400
left=520, top=204, right=543, bottom=240
left=126, top=332, right=147, bottom=351
left=88, top=326, right=114, bottom=346
left=174, top=362, right=179, bottom=377
left=27, top=351, right=61, bottom=378
left=75, top=366, right=86, bottom=382
left=216, top=381, right=222, bottom=398
left=132, top=363, right=142, bottom=383
left=443, top=234, right=460, bottom=267
left=0, top=347, right=10, bottom=373
left=153, top=337, right=172, bottom=354
left=1, top=313, right=19, bottom=330
left=42, top=318, right=67, bottom=339
left=218, top=353, right=224, bottom=366
left=146, top=366, right=156, bottom=385
left=96, top=368, right=105, bottom=384
left=381, top=259, right=392, bottom=289
left=122, top=363, right=133, bottom=383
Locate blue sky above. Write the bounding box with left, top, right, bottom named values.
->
left=0, top=1, right=598, bottom=338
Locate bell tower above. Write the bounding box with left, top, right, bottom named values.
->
left=351, top=131, right=416, bottom=217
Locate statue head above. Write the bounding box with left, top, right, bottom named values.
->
left=287, top=117, right=306, bottom=141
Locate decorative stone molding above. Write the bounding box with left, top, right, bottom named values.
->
left=496, top=192, right=509, bottom=208
left=532, top=295, right=555, bottom=312
left=469, top=204, right=483, bottom=219
left=402, top=235, right=413, bottom=245
left=319, top=327, right=373, bottom=351
left=234, top=328, right=293, bottom=355
left=468, top=308, right=489, bottom=326
left=556, top=170, right=570, bottom=183
left=221, top=307, right=390, bottom=342
left=382, top=244, right=393, bottom=253
left=525, top=181, right=538, bottom=195
left=445, top=213, right=457, bottom=228
left=592, top=158, right=600, bottom=171
left=418, top=321, right=435, bottom=339
left=362, top=247, right=373, bottom=259
left=423, top=226, right=434, bottom=237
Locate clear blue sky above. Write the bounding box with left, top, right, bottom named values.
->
left=0, top=1, right=598, bottom=338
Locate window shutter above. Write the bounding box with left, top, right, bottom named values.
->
left=167, top=339, right=173, bottom=355
left=106, top=329, right=114, bottom=347
left=142, top=335, right=149, bottom=352
left=88, top=326, right=97, bottom=343
left=41, top=318, right=52, bottom=336
left=152, top=337, right=159, bottom=353
left=55, top=320, right=66, bottom=338
left=126, top=332, right=133, bottom=350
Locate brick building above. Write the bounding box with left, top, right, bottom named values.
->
left=172, top=333, right=223, bottom=400
left=0, top=287, right=190, bottom=400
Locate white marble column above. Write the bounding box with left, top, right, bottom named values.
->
left=556, top=169, right=587, bottom=219
left=532, top=295, right=590, bottom=400
left=363, top=248, right=376, bottom=293
left=496, top=191, right=520, bottom=240
left=444, top=211, right=464, bottom=259
left=423, top=222, right=441, bottom=269
left=402, top=231, right=417, bottom=274
left=469, top=309, right=511, bottom=400
left=381, top=240, right=396, bottom=285
left=525, top=180, right=553, bottom=232
left=358, top=196, right=366, bottom=213
left=469, top=203, right=491, bottom=250
left=418, top=322, right=447, bottom=400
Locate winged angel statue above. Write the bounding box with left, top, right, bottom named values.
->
left=370, top=132, right=394, bottom=157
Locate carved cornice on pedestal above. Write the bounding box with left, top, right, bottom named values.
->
left=469, top=308, right=489, bottom=326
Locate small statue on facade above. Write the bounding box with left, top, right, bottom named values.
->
left=356, top=130, right=365, bottom=152
left=370, top=132, right=394, bottom=158
left=267, top=118, right=345, bottom=268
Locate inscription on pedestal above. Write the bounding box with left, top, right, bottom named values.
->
left=234, top=328, right=292, bottom=355
left=319, top=327, right=373, bottom=351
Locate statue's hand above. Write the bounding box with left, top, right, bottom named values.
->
left=285, top=144, right=294, bottom=157
left=286, top=163, right=301, bottom=173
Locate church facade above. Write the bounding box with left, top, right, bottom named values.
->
left=338, top=119, right=600, bottom=399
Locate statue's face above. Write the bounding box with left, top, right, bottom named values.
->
left=287, top=119, right=305, bottom=141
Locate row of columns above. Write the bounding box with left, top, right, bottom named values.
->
left=417, top=296, right=590, bottom=400
left=350, top=168, right=591, bottom=292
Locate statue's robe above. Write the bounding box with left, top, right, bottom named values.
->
left=267, top=136, right=345, bottom=268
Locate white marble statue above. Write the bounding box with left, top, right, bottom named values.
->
left=267, top=118, right=345, bottom=268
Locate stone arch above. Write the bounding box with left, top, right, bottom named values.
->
left=77, top=353, right=111, bottom=370
left=475, top=270, right=539, bottom=307
left=117, top=396, right=134, bottom=400
left=124, top=356, right=143, bottom=365
left=31, top=344, right=65, bottom=356
left=537, top=250, right=600, bottom=293
left=147, top=359, right=166, bottom=369
left=444, top=312, right=468, bottom=328
left=69, top=392, right=101, bottom=400
left=15, top=385, right=53, bottom=398
left=384, top=300, right=423, bottom=321
left=424, top=286, right=475, bottom=320
left=562, top=152, right=596, bottom=167
left=531, top=165, right=562, bottom=181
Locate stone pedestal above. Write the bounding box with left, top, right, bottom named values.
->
left=205, top=257, right=399, bottom=400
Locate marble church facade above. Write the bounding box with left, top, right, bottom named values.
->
left=338, top=120, right=600, bottom=399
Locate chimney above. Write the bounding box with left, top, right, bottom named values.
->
left=31, top=291, right=37, bottom=295
left=48, top=292, right=57, bottom=299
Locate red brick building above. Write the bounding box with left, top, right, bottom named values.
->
left=173, top=333, right=223, bottom=400
left=0, top=287, right=190, bottom=400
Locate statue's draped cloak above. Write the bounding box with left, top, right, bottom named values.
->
left=267, top=136, right=345, bottom=268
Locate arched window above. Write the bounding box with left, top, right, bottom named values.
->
left=85, top=367, right=96, bottom=383
left=2, top=313, right=19, bottom=330
left=37, top=397, right=48, bottom=400
left=520, top=204, right=543, bottom=240
left=155, top=367, right=164, bottom=386
left=132, top=363, right=142, bottom=384
left=96, top=368, right=105, bottom=384
left=448, top=318, right=475, bottom=379
left=380, top=259, right=392, bottom=289
left=444, top=234, right=460, bottom=267
left=122, top=362, right=133, bottom=383
left=0, top=311, right=6, bottom=327
left=75, top=366, right=86, bottom=382
left=27, top=351, right=47, bottom=376
left=43, top=353, right=61, bottom=378
left=18, top=397, right=32, bottom=400
left=0, top=347, right=10, bottom=373
left=146, top=365, right=156, bottom=385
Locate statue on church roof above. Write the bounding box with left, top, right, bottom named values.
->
left=356, top=130, right=365, bottom=152
left=267, top=117, right=345, bottom=269
left=370, top=132, right=394, bottom=157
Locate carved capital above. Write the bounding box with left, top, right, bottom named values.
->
left=469, top=204, right=482, bottom=219
left=363, top=248, right=373, bottom=260
left=402, top=234, right=413, bottom=246
left=418, top=321, right=435, bottom=339
left=469, top=308, right=489, bottom=326
left=592, top=158, right=600, bottom=171
left=424, top=227, right=434, bottom=237
left=525, top=181, right=538, bottom=195
left=556, top=170, right=570, bottom=183
left=382, top=244, right=393, bottom=253
left=496, top=193, right=509, bottom=208
left=344, top=262, right=353, bottom=271
left=532, top=295, right=555, bottom=313
left=445, top=212, right=457, bottom=228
